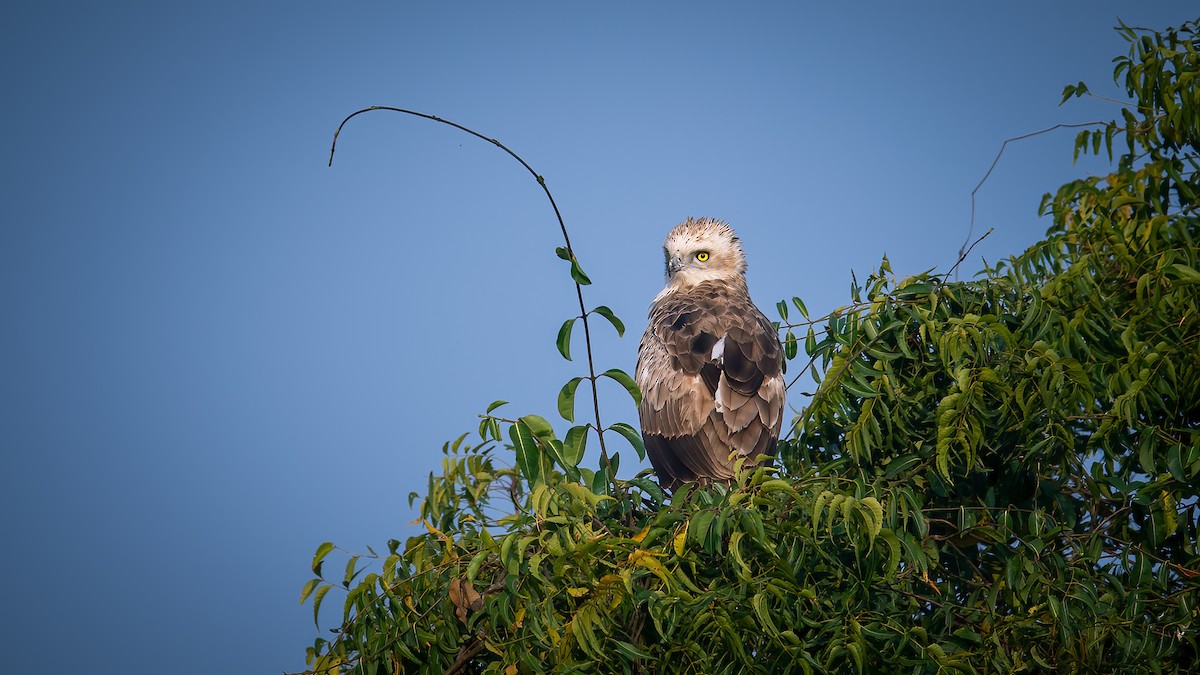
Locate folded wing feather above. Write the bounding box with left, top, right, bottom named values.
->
left=636, top=281, right=785, bottom=489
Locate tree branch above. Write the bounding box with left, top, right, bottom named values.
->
left=959, top=121, right=1107, bottom=276
left=329, top=106, right=611, bottom=466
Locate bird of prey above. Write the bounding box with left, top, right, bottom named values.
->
left=635, top=218, right=786, bottom=490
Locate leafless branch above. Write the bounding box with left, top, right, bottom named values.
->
left=329, top=106, right=611, bottom=466
left=959, top=121, right=1107, bottom=276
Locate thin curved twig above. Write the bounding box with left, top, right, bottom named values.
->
left=959, top=121, right=1107, bottom=275
left=945, top=227, right=994, bottom=279
left=329, top=106, right=610, bottom=465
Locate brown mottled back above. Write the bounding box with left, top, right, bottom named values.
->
left=635, top=218, right=786, bottom=489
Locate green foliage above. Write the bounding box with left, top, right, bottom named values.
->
left=299, top=19, right=1200, bottom=674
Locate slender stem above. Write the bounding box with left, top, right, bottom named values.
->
left=579, top=301, right=608, bottom=464
left=329, top=106, right=610, bottom=465
left=1084, top=91, right=1136, bottom=108
left=945, top=227, right=994, bottom=279
left=961, top=121, right=1108, bottom=276
left=445, top=639, right=485, bottom=675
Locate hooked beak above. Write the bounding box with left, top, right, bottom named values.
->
left=668, top=255, right=684, bottom=275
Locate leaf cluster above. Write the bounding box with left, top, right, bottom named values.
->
left=298, top=18, right=1200, bottom=674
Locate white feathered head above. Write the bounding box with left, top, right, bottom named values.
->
left=661, top=217, right=747, bottom=289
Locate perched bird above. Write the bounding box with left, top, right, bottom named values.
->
left=636, top=218, right=786, bottom=490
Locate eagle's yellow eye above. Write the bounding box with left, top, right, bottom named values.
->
left=696, top=251, right=710, bottom=262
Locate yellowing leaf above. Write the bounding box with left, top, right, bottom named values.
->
left=513, top=606, right=526, bottom=628
left=628, top=549, right=671, bottom=587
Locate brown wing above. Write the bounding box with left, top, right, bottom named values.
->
left=635, top=281, right=785, bottom=489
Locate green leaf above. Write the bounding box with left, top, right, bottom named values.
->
left=883, top=454, right=922, bottom=478
left=557, top=377, right=584, bottom=422
left=1166, top=263, right=1200, bottom=284
left=299, top=578, right=320, bottom=604
left=343, top=555, right=361, bottom=588
left=601, top=368, right=642, bottom=405
left=1167, top=444, right=1186, bottom=482
left=608, top=422, right=646, bottom=460
left=499, top=533, right=519, bottom=576
left=688, top=510, right=715, bottom=548
left=510, top=420, right=541, bottom=485
left=613, top=640, right=653, bottom=660
left=466, top=549, right=488, bottom=582
left=520, top=414, right=556, bottom=440
left=751, top=592, right=781, bottom=638
left=894, top=282, right=931, bottom=298
left=542, top=437, right=568, bottom=472
left=792, top=296, right=810, bottom=319
left=570, top=258, right=592, bottom=285
left=812, top=491, right=830, bottom=531
left=312, top=541, right=334, bottom=576
left=562, top=425, right=588, bottom=467
left=312, top=583, right=332, bottom=628
left=841, top=375, right=879, bottom=399
left=776, top=300, right=789, bottom=321
left=858, top=496, right=883, bottom=541
left=554, top=246, right=571, bottom=261
left=342, top=584, right=361, bottom=623
left=590, top=464, right=609, bottom=494
left=591, top=305, right=626, bottom=337
left=879, top=529, right=901, bottom=579
left=485, top=399, right=508, bottom=414
left=382, top=554, right=400, bottom=582
left=629, top=475, right=665, bottom=505
left=1139, top=437, right=1156, bottom=475
left=556, top=318, right=576, bottom=361
left=784, top=330, right=798, bottom=360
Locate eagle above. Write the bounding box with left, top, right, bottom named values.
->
left=635, top=218, right=786, bottom=490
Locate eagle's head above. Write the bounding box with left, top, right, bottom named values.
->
left=660, top=217, right=747, bottom=290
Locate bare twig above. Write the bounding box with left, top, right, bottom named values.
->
left=329, top=106, right=611, bottom=465
left=945, top=227, right=994, bottom=279
left=1083, top=91, right=1136, bottom=108
left=784, top=352, right=820, bottom=392
left=444, top=638, right=486, bottom=675
left=959, top=121, right=1107, bottom=277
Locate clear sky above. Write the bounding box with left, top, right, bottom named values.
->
left=2, top=2, right=1193, bottom=672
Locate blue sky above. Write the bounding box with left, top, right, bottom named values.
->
left=2, top=2, right=1193, bottom=672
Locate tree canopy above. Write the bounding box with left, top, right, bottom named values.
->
left=297, top=18, right=1200, bottom=674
